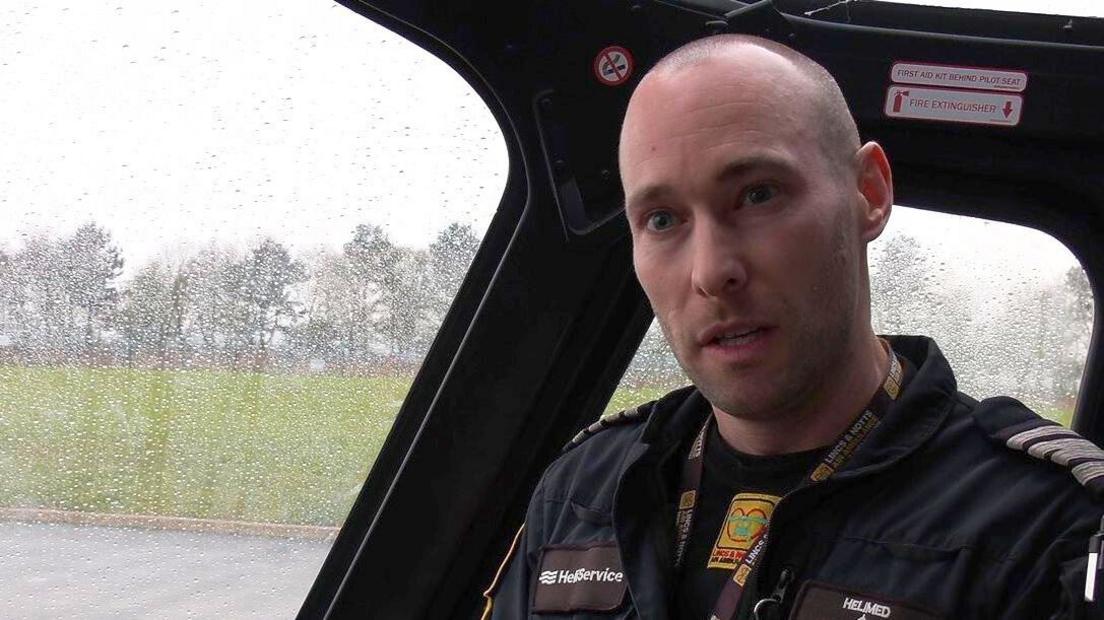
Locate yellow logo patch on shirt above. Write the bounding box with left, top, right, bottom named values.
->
left=707, top=492, right=779, bottom=570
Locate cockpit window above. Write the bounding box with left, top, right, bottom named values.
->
left=0, top=1, right=505, bottom=616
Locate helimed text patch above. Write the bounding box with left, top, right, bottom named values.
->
left=790, top=581, right=943, bottom=620
left=532, top=543, right=627, bottom=614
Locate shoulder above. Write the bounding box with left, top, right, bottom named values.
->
left=539, top=386, right=697, bottom=500
left=541, top=403, right=653, bottom=494
left=877, top=392, right=1102, bottom=562
left=929, top=392, right=1104, bottom=544
left=965, top=395, right=1104, bottom=501
left=561, top=404, right=650, bottom=453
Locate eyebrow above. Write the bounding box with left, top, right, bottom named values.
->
left=623, top=154, right=796, bottom=213
left=714, top=154, right=795, bottom=184
left=623, top=184, right=674, bottom=215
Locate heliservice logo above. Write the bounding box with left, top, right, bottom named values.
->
left=538, top=567, right=624, bottom=585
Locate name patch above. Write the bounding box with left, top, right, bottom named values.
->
left=791, top=582, right=943, bottom=620
left=532, top=543, right=626, bottom=614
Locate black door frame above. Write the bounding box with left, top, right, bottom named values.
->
left=298, top=2, right=1104, bottom=617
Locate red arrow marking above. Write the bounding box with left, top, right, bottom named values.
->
left=1003, top=101, right=1014, bottom=118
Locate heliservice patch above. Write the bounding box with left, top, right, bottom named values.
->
left=790, top=581, right=943, bottom=620
left=707, top=492, right=779, bottom=569
left=531, top=543, right=627, bottom=614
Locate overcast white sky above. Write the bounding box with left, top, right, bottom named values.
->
left=0, top=0, right=507, bottom=267
left=1, top=0, right=1098, bottom=280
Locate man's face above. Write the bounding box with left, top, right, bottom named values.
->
left=619, top=50, right=869, bottom=420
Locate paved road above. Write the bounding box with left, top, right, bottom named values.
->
left=0, top=522, right=332, bottom=619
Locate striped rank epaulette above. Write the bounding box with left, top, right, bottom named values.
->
left=973, top=396, right=1104, bottom=497
left=563, top=404, right=650, bottom=453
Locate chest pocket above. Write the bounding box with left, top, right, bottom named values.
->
left=796, top=536, right=983, bottom=618
left=533, top=500, right=639, bottom=619
left=531, top=541, right=635, bottom=619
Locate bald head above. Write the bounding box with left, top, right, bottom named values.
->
left=627, top=35, right=860, bottom=171
left=617, top=33, right=895, bottom=447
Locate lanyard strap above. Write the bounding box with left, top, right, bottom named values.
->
left=673, top=351, right=909, bottom=620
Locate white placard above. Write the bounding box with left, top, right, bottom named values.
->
left=891, top=62, right=1028, bottom=93
left=884, top=85, right=1023, bottom=127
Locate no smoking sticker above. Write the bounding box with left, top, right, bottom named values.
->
left=593, top=46, right=634, bottom=86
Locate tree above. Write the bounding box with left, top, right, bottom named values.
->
left=1000, top=280, right=1069, bottom=407
left=338, top=223, right=452, bottom=366
left=343, top=224, right=401, bottom=360
left=0, top=225, right=123, bottom=364
left=0, top=248, right=13, bottom=325
left=426, top=223, right=480, bottom=321
left=869, top=234, right=939, bottom=335
left=60, top=223, right=125, bottom=358
left=0, top=249, right=15, bottom=356
left=293, top=250, right=365, bottom=369
left=868, top=233, right=993, bottom=393
left=345, top=224, right=400, bottom=290
left=236, top=238, right=307, bottom=358
left=116, top=261, right=190, bottom=367
left=177, top=240, right=306, bottom=369
left=1058, top=266, right=1094, bottom=395
left=4, top=237, right=65, bottom=362
left=386, top=247, right=432, bottom=359
left=182, top=246, right=248, bottom=364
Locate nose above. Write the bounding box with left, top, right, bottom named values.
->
left=690, top=217, right=748, bottom=299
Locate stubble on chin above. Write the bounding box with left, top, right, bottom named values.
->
left=652, top=216, right=859, bottom=422
left=690, top=323, right=823, bottom=422
left=653, top=313, right=805, bottom=420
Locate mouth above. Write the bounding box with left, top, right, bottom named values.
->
left=712, top=327, right=766, bottom=347
left=698, top=324, right=774, bottom=362
left=700, top=323, right=770, bottom=346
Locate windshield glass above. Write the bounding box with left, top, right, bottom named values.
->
left=0, top=1, right=506, bottom=617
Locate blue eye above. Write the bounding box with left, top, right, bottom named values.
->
left=645, top=211, right=677, bottom=232
left=744, top=184, right=777, bottom=207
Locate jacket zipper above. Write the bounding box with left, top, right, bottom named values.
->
left=748, top=476, right=848, bottom=619
left=751, top=566, right=794, bottom=620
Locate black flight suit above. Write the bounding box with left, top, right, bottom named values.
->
left=483, top=336, right=1104, bottom=619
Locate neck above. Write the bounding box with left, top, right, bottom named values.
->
left=713, top=332, right=889, bottom=456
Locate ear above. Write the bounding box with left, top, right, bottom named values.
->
left=854, top=141, right=893, bottom=243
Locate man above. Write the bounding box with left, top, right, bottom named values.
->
left=482, top=34, right=1104, bottom=619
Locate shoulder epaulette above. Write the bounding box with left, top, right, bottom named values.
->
left=562, top=404, right=651, bottom=453
left=972, top=396, right=1104, bottom=497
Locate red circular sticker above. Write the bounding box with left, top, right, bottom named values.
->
left=593, top=45, right=634, bottom=86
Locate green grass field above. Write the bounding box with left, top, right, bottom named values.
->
left=0, top=366, right=1070, bottom=527
left=0, top=366, right=413, bottom=526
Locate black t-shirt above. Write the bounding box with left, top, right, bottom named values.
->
left=675, top=425, right=827, bottom=620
